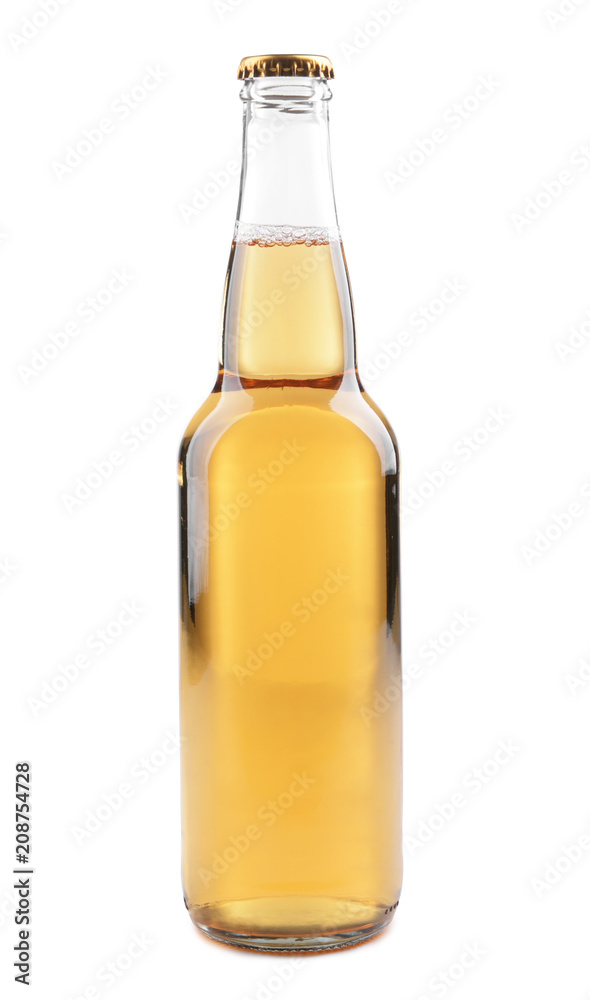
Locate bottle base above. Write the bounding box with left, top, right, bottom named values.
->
left=187, top=896, right=398, bottom=952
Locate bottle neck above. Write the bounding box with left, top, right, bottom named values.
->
left=221, top=78, right=357, bottom=385
left=237, top=78, right=338, bottom=229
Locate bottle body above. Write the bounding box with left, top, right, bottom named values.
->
left=179, top=60, right=402, bottom=951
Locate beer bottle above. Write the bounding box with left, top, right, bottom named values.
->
left=179, top=54, right=402, bottom=951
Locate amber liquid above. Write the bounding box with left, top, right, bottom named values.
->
left=179, top=234, right=401, bottom=951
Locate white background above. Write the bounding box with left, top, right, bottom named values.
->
left=2, top=0, right=590, bottom=997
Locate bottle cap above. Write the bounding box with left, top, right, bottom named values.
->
left=237, top=54, right=334, bottom=80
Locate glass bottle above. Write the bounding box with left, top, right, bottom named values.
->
left=179, top=54, right=402, bottom=952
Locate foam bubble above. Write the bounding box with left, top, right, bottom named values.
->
left=234, top=222, right=341, bottom=247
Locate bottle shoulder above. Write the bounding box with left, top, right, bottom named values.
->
left=178, top=393, right=221, bottom=467
left=359, top=390, right=400, bottom=462
left=179, top=384, right=398, bottom=479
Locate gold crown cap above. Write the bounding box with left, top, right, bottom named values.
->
left=238, top=54, right=334, bottom=80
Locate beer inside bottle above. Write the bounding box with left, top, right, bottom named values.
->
left=179, top=54, right=402, bottom=951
